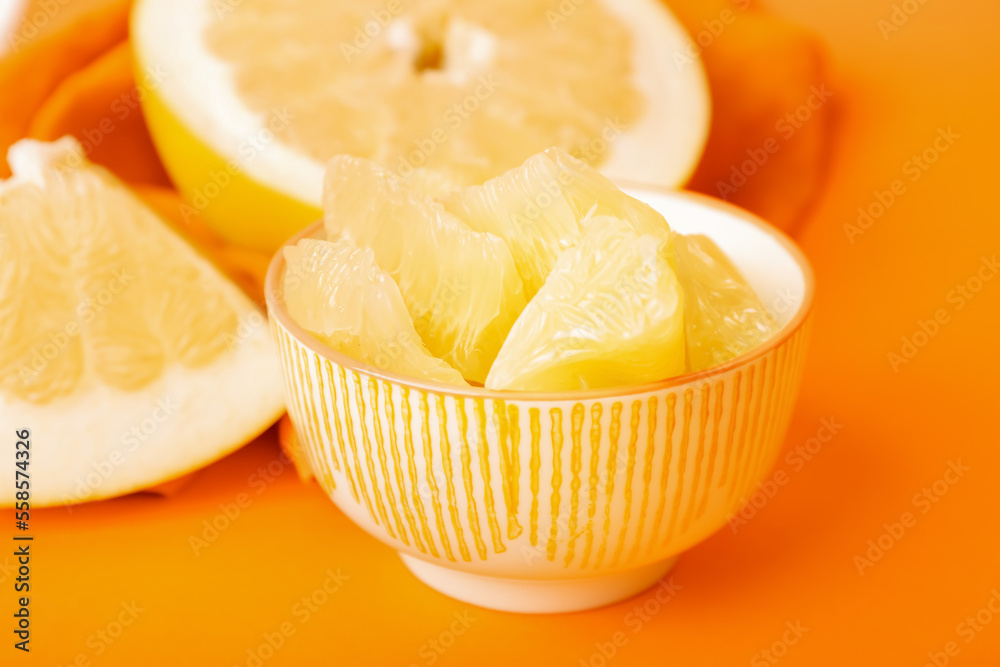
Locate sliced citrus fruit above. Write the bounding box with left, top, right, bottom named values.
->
left=444, top=147, right=670, bottom=298
left=0, top=137, right=285, bottom=506
left=486, top=216, right=685, bottom=392
left=283, top=237, right=467, bottom=387
left=673, top=232, right=777, bottom=372
left=323, top=155, right=524, bottom=384
left=131, top=0, right=710, bottom=250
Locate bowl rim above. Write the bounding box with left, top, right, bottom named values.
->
left=264, top=186, right=815, bottom=401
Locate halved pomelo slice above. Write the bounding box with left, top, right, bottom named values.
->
left=283, top=237, right=467, bottom=386
left=0, top=137, right=285, bottom=506
left=131, top=0, right=710, bottom=250
left=444, top=147, right=670, bottom=298
left=673, top=232, right=777, bottom=372
left=486, top=216, right=685, bottom=391
left=323, top=155, right=525, bottom=384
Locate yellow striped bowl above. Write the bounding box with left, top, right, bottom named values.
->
left=265, top=189, right=814, bottom=613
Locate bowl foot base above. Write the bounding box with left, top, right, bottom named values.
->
left=399, top=553, right=678, bottom=614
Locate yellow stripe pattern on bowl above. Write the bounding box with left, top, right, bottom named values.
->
left=270, top=313, right=811, bottom=576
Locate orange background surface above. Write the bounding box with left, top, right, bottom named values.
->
left=4, top=0, right=1000, bottom=665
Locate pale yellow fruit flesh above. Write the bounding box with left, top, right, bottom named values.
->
left=673, top=233, right=777, bottom=372
left=283, top=237, right=467, bottom=387
left=0, top=138, right=237, bottom=403
left=444, top=147, right=670, bottom=298
left=322, top=156, right=525, bottom=384
left=486, top=216, right=685, bottom=392
left=204, top=0, right=643, bottom=192
left=0, top=137, right=286, bottom=506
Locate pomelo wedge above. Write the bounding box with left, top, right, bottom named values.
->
left=283, top=237, right=467, bottom=386
left=0, top=137, right=285, bottom=506
left=486, top=216, right=685, bottom=392
left=444, top=147, right=671, bottom=299
left=672, top=232, right=777, bottom=372
left=323, top=155, right=525, bottom=384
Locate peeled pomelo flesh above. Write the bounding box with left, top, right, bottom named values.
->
left=298, top=147, right=778, bottom=391
left=283, top=237, right=467, bottom=386
left=486, top=216, right=685, bottom=391
left=444, top=147, right=670, bottom=298
left=323, top=155, right=525, bottom=384
left=673, top=233, right=777, bottom=372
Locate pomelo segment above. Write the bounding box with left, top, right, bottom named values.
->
left=323, top=155, right=525, bottom=384
left=486, top=216, right=685, bottom=392
left=283, top=238, right=467, bottom=387
left=673, top=233, right=777, bottom=372
left=0, top=137, right=285, bottom=506
left=445, top=147, right=670, bottom=298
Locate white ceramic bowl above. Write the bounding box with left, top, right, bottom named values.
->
left=265, top=188, right=814, bottom=613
